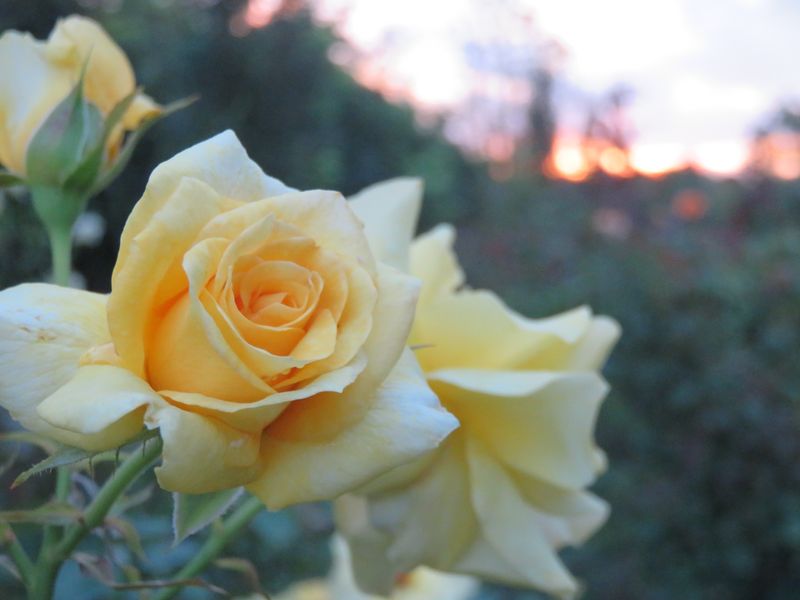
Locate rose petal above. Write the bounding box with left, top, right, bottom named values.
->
left=333, top=496, right=397, bottom=595
left=46, top=16, right=138, bottom=115
left=158, top=351, right=366, bottom=434
left=117, top=130, right=292, bottom=262
left=374, top=436, right=478, bottom=571
left=36, top=365, right=157, bottom=451
left=412, top=287, right=593, bottom=372
left=457, top=439, right=583, bottom=597
left=337, top=440, right=607, bottom=599
left=565, top=316, right=621, bottom=371
left=0, top=31, right=71, bottom=174
left=409, top=224, right=465, bottom=304
left=278, top=262, right=376, bottom=388
left=349, top=177, right=423, bottom=271
left=427, top=369, right=607, bottom=489
left=291, top=309, right=337, bottom=361
left=198, top=190, right=375, bottom=275
left=147, top=237, right=276, bottom=401
left=0, top=284, right=109, bottom=442
left=146, top=398, right=263, bottom=493
left=247, top=350, right=458, bottom=509
left=354, top=263, right=420, bottom=392
left=110, top=177, right=236, bottom=377
left=510, top=469, right=610, bottom=548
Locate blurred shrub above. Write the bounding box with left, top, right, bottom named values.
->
left=459, top=172, right=800, bottom=600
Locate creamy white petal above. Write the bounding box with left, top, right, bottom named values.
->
left=349, top=177, right=423, bottom=271
left=373, top=436, right=478, bottom=572
left=36, top=365, right=157, bottom=451
left=428, top=369, right=608, bottom=489
left=146, top=398, right=263, bottom=493
left=566, top=316, right=621, bottom=371
left=247, top=350, right=458, bottom=509
left=116, top=130, right=293, bottom=270
left=356, top=264, right=420, bottom=392
left=0, top=31, right=71, bottom=174
left=0, top=284, right=109, bottom=441
left=333, top=497, right=398, bottom=595
left=409, top=224, right=464, bottom=304
left=412, top=287, right=594, bottom=372
left=458, top=439, right=580, bottom=597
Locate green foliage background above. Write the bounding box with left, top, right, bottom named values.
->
left=1, top=1, right=800, bottom=599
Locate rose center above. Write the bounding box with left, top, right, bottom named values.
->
left=232, top=258, right=323, bottom=329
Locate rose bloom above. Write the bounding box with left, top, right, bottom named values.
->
left=337, top=180, right=620, bottom=598
left=275, top=535, right=478, bottom=600
left=0, top=15, right=158, bottom=176
left=0, top=132, right=456, bottom=508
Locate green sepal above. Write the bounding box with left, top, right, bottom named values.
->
left=171, top=486, right=243, bottom=546
left=25, top=64, right=103, bottom=188
left=63, top=87, right=141, bottom=194
left=90, top=94, right=198, bottom=196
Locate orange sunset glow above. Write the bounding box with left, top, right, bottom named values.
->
left=236, top=0, right=800, bottom=180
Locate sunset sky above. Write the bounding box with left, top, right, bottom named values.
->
left=241, top=0, right=800, bottom=177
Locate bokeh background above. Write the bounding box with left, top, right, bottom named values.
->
left=2, top=1, right=800, bottom=599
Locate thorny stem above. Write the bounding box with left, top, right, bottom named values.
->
left=28, top=438, right=163, bottom=600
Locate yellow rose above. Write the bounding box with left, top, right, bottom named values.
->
left=0, top=132, right=457, bottom=507
left=337, top=180, right=620, bottom=598
left=0, top=15, right=159, bottom=175
left=274, top=535, right=478, bottom=600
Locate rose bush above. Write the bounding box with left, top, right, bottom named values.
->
left=0, top=132, right=457, bottom=508
left=337, top=180, right=620, bottom=598
left=0, top=15, right=158, bottom=176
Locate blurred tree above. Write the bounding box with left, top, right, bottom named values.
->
left=525, top=66, right=556, bottom=175
left=582, top=85, right=635, bottom=177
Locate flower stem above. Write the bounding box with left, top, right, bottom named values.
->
left=46, top=224, right=73, bottom=287
left=29, top=185, right=87, bottom=287
left=29, top=437, right=163, bottom=600
left=151, top=495, right=264, bottom=600
left=0, top=522, right=34, bottom=586
left=39, top=466, right=72, bottom=570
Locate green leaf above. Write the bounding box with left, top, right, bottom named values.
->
left=172, top=487, right=243, bottom=545
left=11, top=446, right=93, bottom=489
left=63, top=87, right=141, bottom=193
left=11, top=428, right=159, bottom=489
left=0, top=502, right=80, bottom=525
left=25, top=65, right=103, bottom=187
left=0, top=171, right=24, bottom=188
left=90, top=95, right=198, bottom=196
